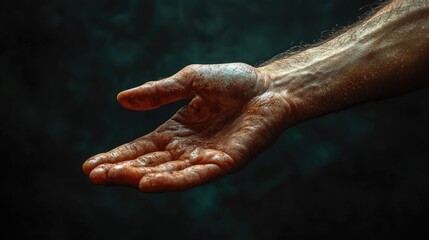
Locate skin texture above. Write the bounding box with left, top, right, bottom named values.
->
left=259, top=0, right=429, bottom=122
left=82, top=63, right=293, bottom=191
left=83, top=0, right=428, bottom=192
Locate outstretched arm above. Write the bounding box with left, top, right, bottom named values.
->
left=259, top=0, right=429, bottom=123
left=83, top=0, right=429, bottom=192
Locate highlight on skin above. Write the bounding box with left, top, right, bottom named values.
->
left=83, top=0, right=429, bottom=192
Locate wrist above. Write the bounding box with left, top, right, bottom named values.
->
left=258, top=43, right=361, bottom=124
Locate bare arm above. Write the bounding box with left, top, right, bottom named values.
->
left=259, top=0, right=429, bottom=123
left=83, top=0, right=429, bottom=192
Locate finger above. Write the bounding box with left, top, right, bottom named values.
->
left=89, top=163, right=145, bottom=186
left=139, top=164, right=222, bottom=192
left=113, top=151, right=173, bottom=168
left=82, top=138, right=157, bottom=175
left=107, top=160, right=191, bottom=187
left=88, top=163, right=112, bottom=185
left=117, top=75, right=193, bottom=111
left=88, top=151, right=172, bottom=185
left=196, top=149, right=236, bottom=171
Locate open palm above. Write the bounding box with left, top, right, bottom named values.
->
left=83, top=63, right=292, bottom=192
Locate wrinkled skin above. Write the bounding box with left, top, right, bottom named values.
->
left=82, top=63, right=294, bottom=192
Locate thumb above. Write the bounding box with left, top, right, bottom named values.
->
left=117, top=74, right=193, bottom=111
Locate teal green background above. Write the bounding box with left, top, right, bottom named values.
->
left=2, top=0, right=429, bottom=239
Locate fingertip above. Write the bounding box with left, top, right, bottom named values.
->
left=82, top=154, right=105, bottom=175
left=82, top=160, right=93, bottom=175
left=116, top=91, right=126, bottom=103
left=117, top=86, right=157, bottom=111
left=83, top=156, right=102, bottom=175
left=117, top=89, right=136, bottom=110
left=117, top=77, right=192, bottom=111
left=89, top=166, right=110, bottom=184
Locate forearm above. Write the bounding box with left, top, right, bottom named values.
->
left=259, top=0, right=429, bottom=124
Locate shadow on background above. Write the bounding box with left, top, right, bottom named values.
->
left=1, top=0, right=428, bottom=239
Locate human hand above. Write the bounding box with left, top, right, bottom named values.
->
left=82, top=63, right=294, bottom=192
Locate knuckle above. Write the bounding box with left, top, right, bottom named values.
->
left=186, top=64, right=200, bottom=70
left=181, top=64, right=201, bottom=75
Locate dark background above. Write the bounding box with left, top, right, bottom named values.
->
left=2, top=0, right=428, bottom=239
